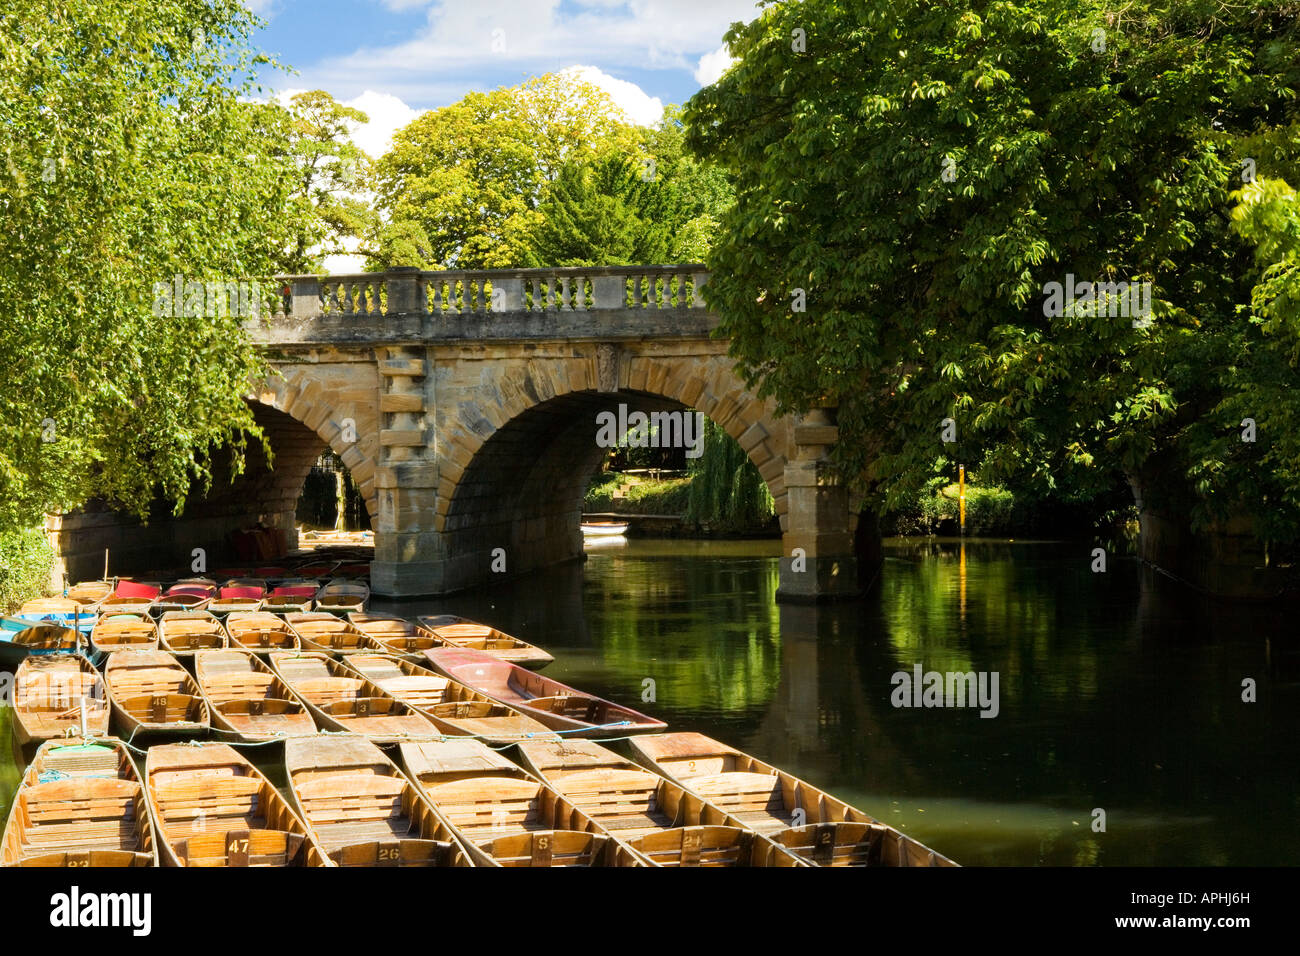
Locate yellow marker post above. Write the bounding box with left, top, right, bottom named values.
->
left=958, top=464, right=966, bottom=535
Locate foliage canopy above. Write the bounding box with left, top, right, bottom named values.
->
left=687, top=0, right=1300, bottom=542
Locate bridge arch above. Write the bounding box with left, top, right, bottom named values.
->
left=248, top=364, right=382, bottom=526
left=424, top=350, right=793, bottom=589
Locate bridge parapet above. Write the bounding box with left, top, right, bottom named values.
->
left=246, top=264, right=713, bottom=344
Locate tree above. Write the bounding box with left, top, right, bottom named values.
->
left=0, top=0, right=296, bottom=534
left=273, top=90, right=375, bottom=274
left=686, top=0, right=1300, bottom=547
left=640, top=104, right=734, bottom=260
left=371, top=73, right=644, bottom=269
left=527, top=106, right=737, bottom=267
left=686, top=418, right=775, bottom=531
left=530, top=154, right=674, bottom=266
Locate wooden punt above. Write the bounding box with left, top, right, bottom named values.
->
left=153, top=584, right=214, bottom=614
left=18, top=598, right=96, bottom=636
left=224, top=577, right=268, bottom=591
left=293, top=561, right=338, bottom=578
left=145, top=742, right=314, bottom=866
left=158, top=610, right=228, bottom=657
left=97, top=580, right=161, bottom=616
left=268, top=652, right=437, bottom=744
left=313, top=579, right=369, bottom=614
left=65, top=580, right=112, bottom=609
left=347, top=612, right=442, bottom=659
left=224, top=611, right=300, bottom=654
left=284, top=612, right=379, bottom=654
left=0, top=624, right=81, bottom=669
left=417, top=614, right=553, bottom=669
left=10, top=654, right=109, bottom=749
left=398, top=738, right=621, bottom=867
left=263, top=583, right=318, bottom=614
left=340, top=654, right=559, bottom=746
left=424, top=647, right=666, bottom=738
left=89, top=614, right=159, bottom=656
left=284, top=736, right=466, bottom=867
left=103, top=650, right=210, bottom=741
left=1, top=737, right=157, bottom=867
left=207, top=586, right=264, bottom=615
left=516, top=738, right=795, bottom=867
left=194, top=649, right=316, bottom=742
left=626, top=732, right=959, bottom=867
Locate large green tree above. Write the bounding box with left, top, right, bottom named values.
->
left=0, top=0, right=295, bottom=533
left=273, top=90, right=375, bottom=274
left=687, top=0, right=1300, bottom=545
left=370, top=73, right=644, bottom=269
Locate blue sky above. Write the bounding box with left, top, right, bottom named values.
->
left=246, top=0, right=760, bottom=158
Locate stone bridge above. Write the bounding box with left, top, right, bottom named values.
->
left=52, top=265, right=862, bottom=601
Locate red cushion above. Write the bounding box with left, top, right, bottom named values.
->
left=115, top=581, right=160, bottom=599
left=273, top=586, right=316, bottom=597
left=220, top=586, right=263, bottom=599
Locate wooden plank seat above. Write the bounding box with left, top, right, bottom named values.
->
left=92, top=625, right=156, bottom=647
left=294, top=774, right=410, bottom=846
left=289, top=676, right=367, bottom=703
left=328, top=839, right=454, bottom=867
left=374, top=635, right=439, bottom=653
left=173, top=828, right=306, bottom=866
left=522, top=695, right=602, bottom=721
left=375, top=675, right=451, bottom=708
left=13, top=779, right=144, bottom=858
left=684, top=771, right=790, bottom=833
left=13, top=849, right=153, bottom=867
left=202, top=672, right=279, bottom=701
left=214, top=698, right=304, bottom=717
left=161, top=620, right=225, bottom=650
left=425, top=777, right=551, bottom=840
left=318, top=697, right=412, bottom=717
left=547, top=768, right=670, bottom=840
left=228, top=628, right=295, bottom=649
left=34, top=746, right=120, bottom=779
left=772, top=823, right=944, bottom=867
left=630, top=826, right=757, bottom=867
left=117, top=693, right=205, bottom=725
left=426, top=700, right=498, bottom=719
left=480, top=831, right=609, bottom=867
left=771, top=823, right=884, bottom=866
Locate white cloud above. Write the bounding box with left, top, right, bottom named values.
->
left=344, top=91, right=421, bottom=159
left=286, top=0, right=758, bottom=106
left=694, top=44, right=734, bottom=86
left=264, top=88, right=418, bottom=160
left=561, top=65, right=663, bottom=127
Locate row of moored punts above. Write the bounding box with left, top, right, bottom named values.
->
left=2, top=572, right=958, bottom=868
left=4, top=732, right=956, bottom=868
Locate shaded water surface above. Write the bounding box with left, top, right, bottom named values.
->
left=3, top=538, right=1296, bottom=865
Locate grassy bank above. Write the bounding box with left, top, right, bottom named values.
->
left=879, top=478, right=1117, bottom=539
left=584, top=472, right=692, bottom=515
left=584, top=471, right=778, bottom=535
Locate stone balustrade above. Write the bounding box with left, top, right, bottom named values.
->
left=256, top=264, right=709, bottom=320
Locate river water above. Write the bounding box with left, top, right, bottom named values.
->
left=3, top=537, right=1297, bottom=865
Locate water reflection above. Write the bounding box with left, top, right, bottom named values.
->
left=384, top=537, right=1297, bottom=866
left=1, top=537, right=1295, bottom=865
